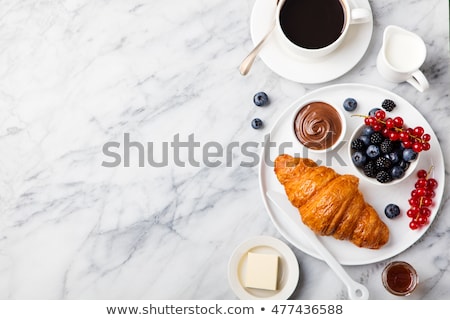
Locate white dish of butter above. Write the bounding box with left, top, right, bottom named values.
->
left=228, top=236, right=299, bottom=300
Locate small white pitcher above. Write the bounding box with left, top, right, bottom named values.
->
left=377, top=25, right=429, bottom=92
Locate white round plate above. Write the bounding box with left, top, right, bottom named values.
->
left=228, top=236, right=299, bottom=300
left=250, top=0, right=373, bottom=83
left=258, top=83, right=445, bottom=265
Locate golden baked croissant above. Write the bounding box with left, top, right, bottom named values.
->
left=274, top=154, right=389, bottom=249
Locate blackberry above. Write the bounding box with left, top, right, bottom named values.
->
left=381, top=99, right=396, bottom=112
left=351, top=139, right=365, bottom=151
left=380, top=139, right=394, bottom=153
left=363, top=161, right=377, bottom=178
left=376, top=157, right=392, bottom=170
left=370, top=132, right=384, bottom=145
left=376, top=170, right=393, bottom=183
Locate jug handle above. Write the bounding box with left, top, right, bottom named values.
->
left=407, top=70, right=430, bottom=92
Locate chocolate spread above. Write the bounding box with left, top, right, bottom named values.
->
left=293, top=101, right=342, bottom=150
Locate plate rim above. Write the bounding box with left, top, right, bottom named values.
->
left=258, top=83, right=446, bottom=265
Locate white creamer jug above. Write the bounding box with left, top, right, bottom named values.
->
left=377, top=25, right=429, bottom=92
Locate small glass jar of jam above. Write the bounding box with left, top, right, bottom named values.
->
left=382, top=261, right=418, bottom=296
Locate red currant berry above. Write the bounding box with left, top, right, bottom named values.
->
left=422, top=133, right=431, bottom=142
left=381, top=128, right=390, bottom=137
left=412, top=142, right=423, bottom=153
left=417, top=216, right=428, bottom=225
left=417, top=170, right=427, bottom=178
left=375, top=110, right=386, bottom=120
left=399, top=131, right=410, bottom=142
left=411, top=189, right=418, bottom=198
left=393, top=116, right=404, bottom=128
left=422, top=197, right=433, bottom=207
left=420, top=207, right=431, bottom=217
left=427, top=178, right=438, bottom=190
left=421, top=142, right=430, bottom=151
left=408, top=198, right=420, bottom=206
left=364, top=117, right=371, bottom=125
left=372, top=123, right=382, bottom=131
left=385, top=118, right=394, bottom=128
left=407, top=208, right=419, bottom=218
left=415, top=178, right=428, bottom=188
left=409, top=221, right=419, bottom=230
left=415, top=188, right=426, bottom=197
left=426, top=190, right=435, bottom=198
left=413, top=126, right=424, bottom=137
left=402, top=140, right=413, bottom=148
left=389, top=131, right=399, bottom=141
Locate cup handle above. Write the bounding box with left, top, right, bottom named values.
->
left=350, top=8, right=371, bottom=24
left=407, top=70, right=430, bottom=92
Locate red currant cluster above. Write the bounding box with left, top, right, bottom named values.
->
left=406, top=169, right=438, bottom=230
left=363, top=110, right=431, bottom=153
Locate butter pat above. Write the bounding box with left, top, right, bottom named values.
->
left=245, top=252, right=279, bottom=290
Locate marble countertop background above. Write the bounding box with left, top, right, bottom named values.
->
left=0, top=0, right=448, bottom=299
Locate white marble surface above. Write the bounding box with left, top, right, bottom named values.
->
left=0, top=0, right=448, bottom=299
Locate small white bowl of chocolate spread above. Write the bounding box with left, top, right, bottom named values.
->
left=292, top=101, right=347, bottom=153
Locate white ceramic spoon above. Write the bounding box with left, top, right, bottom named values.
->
left=266, top=190, right=370, bottom=300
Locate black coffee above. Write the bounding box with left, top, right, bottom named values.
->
left=280, top=0, right=345, bottom=49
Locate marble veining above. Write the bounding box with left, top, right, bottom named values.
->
left=0, top=0, right=449, bottom=299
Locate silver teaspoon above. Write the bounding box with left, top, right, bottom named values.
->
left=239, top=0, right=282, bottom=76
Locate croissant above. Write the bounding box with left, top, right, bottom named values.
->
left=274, top=154, right=389, bottom=249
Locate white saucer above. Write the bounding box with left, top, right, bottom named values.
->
left=250, top=0, right=373, bottom=83
left=228, top=236, right=299, bottom=300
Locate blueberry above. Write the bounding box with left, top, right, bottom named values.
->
left=251, top=118, right=263, bottom=129
left=343, top=98, right=357, bottom=112
left=366, top=145, right=380, bottom=158
left=352, top=151, right=367, bottom=167
left=253, top=92, right=269, bottom=106
left=391, top=166, right=405, bottom=179
left=361, top=125, right=375, bottom=136
left=385, top=204, right=401, bottom=219
left=368, top=107, right=381, bottom=117
left=403, top=148, right=418, bottom=162
left=386, top=151, right=400, bottom=163
left=398, top=160, right=410, bottom=171
left=359, top=135, right=371, bottom=146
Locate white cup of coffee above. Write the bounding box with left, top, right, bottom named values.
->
left=376, top=25, right=429, bottom=92
left=276, top=0, right=371, bottom=59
